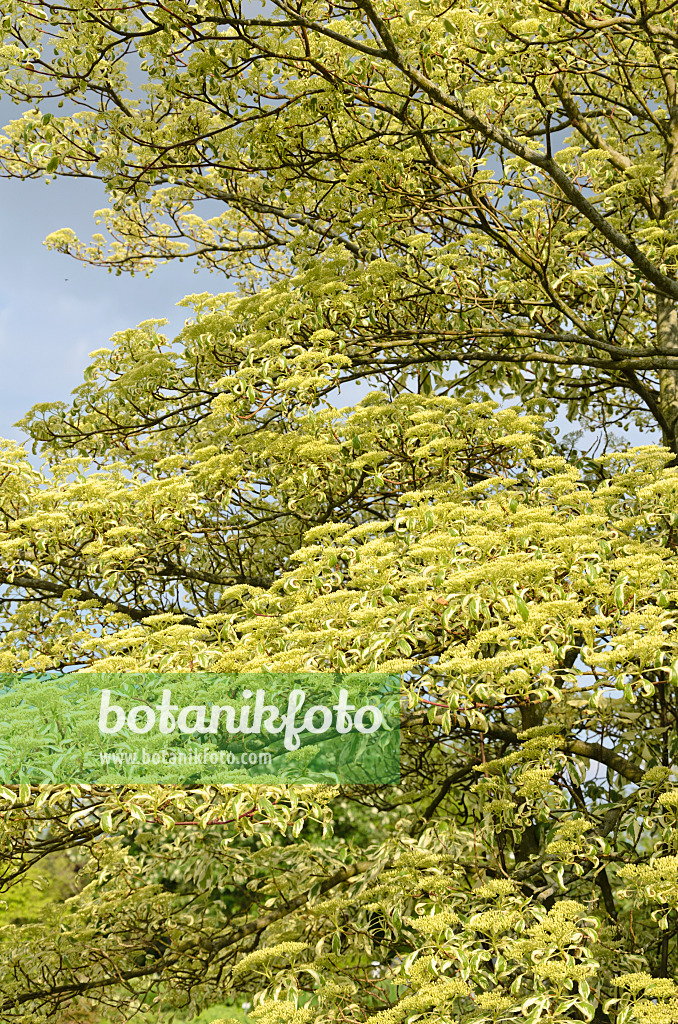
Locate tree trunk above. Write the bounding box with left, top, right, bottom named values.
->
left=658, top=296, right=678, bottom=453
left=658, top=95, right=678, bottom=453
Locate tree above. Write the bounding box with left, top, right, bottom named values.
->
left=1, top=0, right=678, bottom=447
left=0, top=3, right=678, bottom=1023
left=0, top=335, right=678, bottom=1020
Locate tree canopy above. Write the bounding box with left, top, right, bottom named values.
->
left=1, top=326, right=678, bottom=1021
left=0, top=3, right=678, bottom=1024
left=0, top=0, right=677, bottom=445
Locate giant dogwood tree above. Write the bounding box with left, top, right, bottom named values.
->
left=0, top=3, right=677, bottom=1023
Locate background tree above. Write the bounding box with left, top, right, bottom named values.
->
left=0, top=0, right=677, bottom=447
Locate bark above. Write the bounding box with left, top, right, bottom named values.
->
left=658, top=78, right=678, bottom=452
left=658, top=295, right=678, bottom=453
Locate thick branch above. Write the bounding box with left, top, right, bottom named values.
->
left=0, top=569, right=198, bottom=626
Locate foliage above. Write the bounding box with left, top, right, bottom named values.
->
left=0, top=320, right=677, bottom=1019
left=0, top=2, right=677, bottom=1023
left=0, top=852, right=77, bottom=931
left=0, top=0, right=677, bottom=444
